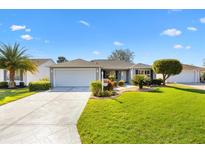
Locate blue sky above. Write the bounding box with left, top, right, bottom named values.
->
left=0, top=9, right=205, bottom=66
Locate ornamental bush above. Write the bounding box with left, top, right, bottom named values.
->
left=97, top=90, right=112, bottom=97
left=29, top=81, right=51, bottom=91
left=151, top=79, right=163, bottom=86
left=118, top=80, right=125, bottom=87
left=0, top=81, right=8, bottom=88
left=132, top=75, right=146, bottom=89
left=104, top=79, right=115, bottom=91
left=90, top=80, right=102, bottom=96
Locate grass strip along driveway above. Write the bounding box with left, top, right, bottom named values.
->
left=0, top=88, right=36, bottom=106
left=77, top=84, right=205, bottom=144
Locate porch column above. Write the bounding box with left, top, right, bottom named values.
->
left=3, top=70, right=7, bottom=81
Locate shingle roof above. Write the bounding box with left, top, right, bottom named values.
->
left=30, top=59, right=53, bottom=66
left=91, top=59, right=134, bottom=70
left=131, top=63, right=152, bottom=69
left=50, top=59, right=100, bottom=68
left=182, top=64, right=205, bottom=71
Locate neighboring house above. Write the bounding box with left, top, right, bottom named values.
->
left=156, top=64, right=205, bottom=83
left=0, top=59, right=55, bottom=85
left=50, top=59, right=155, bottom=87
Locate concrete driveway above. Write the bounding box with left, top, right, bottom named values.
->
left=0, top=87, right=91, bottom=144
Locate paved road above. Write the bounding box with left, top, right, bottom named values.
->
left=181, top=83, right=205, bottom=90
left=0, top=87, right=90, bottom=144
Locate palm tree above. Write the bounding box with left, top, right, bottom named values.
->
left=0, top=43, right=37, bottom=88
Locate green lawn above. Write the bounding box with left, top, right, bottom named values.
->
left=0, top=88, right=36, bottom=106
left=77, top=84, right=205, bottom=144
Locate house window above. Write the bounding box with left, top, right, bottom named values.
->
left=6, top=70, right=21, bottom=80
left=145, top=70, right=150, bottom=75
left=135, top=70, right=138, bottom=74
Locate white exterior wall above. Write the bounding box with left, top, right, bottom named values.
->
left=25, top=60, right=55, bottom=85
left=0, top=69, right=4, bottom=81
left=156, top=69, right=200, bottom=83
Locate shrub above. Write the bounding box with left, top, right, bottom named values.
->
left=97, top=90, right=112, bottom=97
left=108, top=75, right=115, bottom=81
left=144, top=78, right=151, bottom=86
left=19, top=82, right=25, bottom=88
left=118, top=80, right=125, bottom=87
left=39, top=77, right=49, bottom=81
left=29, top=81, right=51, bottom=91
left=104, top=79, right=115, bottom=91
left=132, top=75, right=146, bottom=89
left=0, top=81, right=8, bottom=88
left=90, top=80, right=102, bottom=96
left=151, top=79, right=163, bottom=86
left=113, top=81, right=117, bottom=87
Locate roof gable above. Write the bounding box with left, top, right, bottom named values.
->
left=132, top=63, right=152, bottom=69
left=50, top=59, right=100, bottom=68
left=91, top=59, right=133, bottom=69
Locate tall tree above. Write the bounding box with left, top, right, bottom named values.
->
left=152, top=59, right=182, bottom=85
left=0, top=43, right=37, bottom=88
left=57, top=56, right=68, bottom=63
left=108, top=49, right=135, bottom=63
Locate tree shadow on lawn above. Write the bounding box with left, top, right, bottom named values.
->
left=147, top=87, right=163, bottom=93
left=167, top=85, right=205, bottom=94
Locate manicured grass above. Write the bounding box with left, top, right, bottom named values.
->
left=0, top=88, right=36, bottom=106
left=77, top=84, right=205, bottom=143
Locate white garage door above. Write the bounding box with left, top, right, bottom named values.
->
left=167, top=70, right=199, bottom=83
left=54, top=68, right=96, bottom=87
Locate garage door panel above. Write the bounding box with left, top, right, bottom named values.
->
left=167, top=70, right=197, bottom=83
left=54, top=69, right=96, bottom=87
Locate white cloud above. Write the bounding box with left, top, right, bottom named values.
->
left=113, top=41, right=124, bottom=46
left=21, top=34, right=33, bottom=41
left=187, top=27, right=197, bottom=31
left=25, top=28, right=31, bottom=32
left=93, top=51, right=101, bottom=55
left=161, top=28, right=182, bottom=37
left=10, top=25, right=26, bottom=31
left=79, top=20, right=90, bottom=27
left=44, top=40, right=50, bottom=44
left=174, top=44, right=183, bottom=49
left=186, top=46, right=191, bottom=49
left=200, top=17, right=205, bottom=23
left=173, top=44, right=191, bottom=50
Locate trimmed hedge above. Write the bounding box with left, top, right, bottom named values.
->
left=0, top=81, right=8, bottom=88
left=151, top=79, right=163, bottom=86
left=29, top=81, right=51, bottom=91
left=118, top=80, right=125, bottom=87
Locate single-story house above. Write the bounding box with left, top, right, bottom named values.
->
left=1, top=58, right=203, bottom=87
left=0, top=59, right=55, bottom=85
left=156, top=64, right=205, bottom=83
left=50, top=59, right=155, bottom=87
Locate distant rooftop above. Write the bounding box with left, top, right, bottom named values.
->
left=30, top=59, right=53, bottom=66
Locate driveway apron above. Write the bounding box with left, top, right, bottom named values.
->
left=0, top=87, right=90, bottom=144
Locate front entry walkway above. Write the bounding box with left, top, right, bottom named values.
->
left=0, top=87, right=91, bottom=144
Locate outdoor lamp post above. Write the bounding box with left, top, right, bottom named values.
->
left=101, top=71, right=104, bottom=92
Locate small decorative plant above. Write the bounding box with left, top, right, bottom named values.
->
left=118, top=80, right=125, bottom=87
left=132, top=75, right=146, bottom=89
